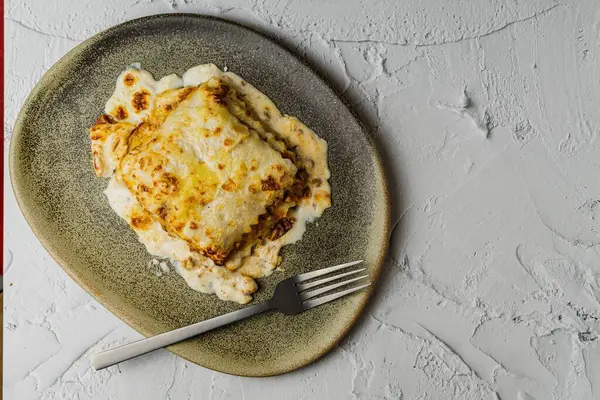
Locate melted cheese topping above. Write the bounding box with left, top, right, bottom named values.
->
left=94, top=64, right=330, bottom=303
left=118, top=81, right=298, bottom=264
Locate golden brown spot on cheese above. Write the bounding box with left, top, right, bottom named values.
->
left=181, top=258, right=195, bottom=270
left=132, top=89, right=150, bottom=113
left=115, top=106, right=128, bottom=120
left=311, top=178, right=322, bottom=186
left=156, top=173, right=179, bottom=194
left=177, top=87, right=194, bottom=101
left=217, top=164, right=225, bottom=170
left=202, top=246, right=228, bottom=266
left=210, top=83, right=230, bottom=105
left=123, top=73, right=136, bottom=87
left=215, top=127, right=222, bottom=133
left=223, top=138, right=233, bottom=147
left=273, top=208, right=287, bottom=219
left=315, top=192, right=331, bottom=204
left=165, top=173, right=178, bottom=186
left=172, top=221, right=186, bottom=232
left=94, top=114, right=115, bottom=126
left=189, top=221, right=198, bottom=229
left=92, top=149, right=103, bottom=173
left=221, top=179, right=237, bottom=192
left=90, top=131, right=104, bottom=141
left=261, top=176, right=280, bottom=191
left=157, top=204, right=168, bottom=220
left=130, top=212, right=153, bottom=230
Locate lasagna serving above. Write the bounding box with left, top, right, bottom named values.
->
left=90, top=64, right=331, bottom=303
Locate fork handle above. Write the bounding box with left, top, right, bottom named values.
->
left=90, top=300, right=272, bottom=370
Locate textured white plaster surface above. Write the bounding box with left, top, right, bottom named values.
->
left=4, top=1, right=600, bottom=399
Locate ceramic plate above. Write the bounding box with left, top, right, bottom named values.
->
left=10, top=14, right=389, bottom=376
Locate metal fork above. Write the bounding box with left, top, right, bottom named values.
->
left=90, top=260, right=369, bottom=370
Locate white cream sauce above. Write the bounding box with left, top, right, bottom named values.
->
left=102, top=63, right=331, bottom=303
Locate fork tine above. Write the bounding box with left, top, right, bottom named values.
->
left=303, top=282, right=371, bottom=309
left=297, top=268, right=366, bottom=291
left=295, top=260, right=363, bottom=282
left=299, top=275, right=369, bottom=301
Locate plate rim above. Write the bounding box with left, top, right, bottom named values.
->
left=9, top=13, right=391, bottom=377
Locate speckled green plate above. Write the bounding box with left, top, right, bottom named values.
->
left=10, top=14, right=389, bottom=376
